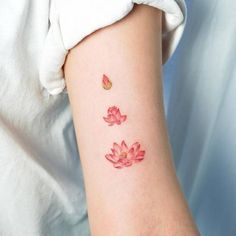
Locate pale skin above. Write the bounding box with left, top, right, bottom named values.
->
left=64, top=4, right=200, bottom=236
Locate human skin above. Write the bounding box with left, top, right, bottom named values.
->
left=64, top=4, right=200, bottom=236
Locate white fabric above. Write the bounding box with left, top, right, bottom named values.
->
left=0, top=0, right=185, bottom=235
left=39, top=0, right=186, bottom=95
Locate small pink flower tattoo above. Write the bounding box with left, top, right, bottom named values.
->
left=102, top=74, right=112, bottom=90
left=105, top=140, right=145, bottom=169
left=103, top=106, right=127, bottom=126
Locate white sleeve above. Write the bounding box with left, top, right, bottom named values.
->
left=39, top=0, right=186, bottom=96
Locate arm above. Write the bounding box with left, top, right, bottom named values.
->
left=64, top=4, right=199, bottom=236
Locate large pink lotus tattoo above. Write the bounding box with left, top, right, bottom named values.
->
left=103, top=106, right=127, bottom=126
left=105, top=140, right=145, bottom=169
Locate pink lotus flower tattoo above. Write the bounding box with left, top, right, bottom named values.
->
left=103, top=106, right=127, bottom=126
left=105, top=140, right=145, bottom=169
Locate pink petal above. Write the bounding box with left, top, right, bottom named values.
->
left=113, top=143, right=122, bottom=153
left=113, top=162, right=123, bottom=169
left=111, top=148, right=119, bottom=156
left=137, top=150, right=145, bottom=157
left=103, top=115, right=116, bottom=125
left=127, top=147, right=135, bottom=160
left=134, top=155, right=145, bottom=161
left=126, top=163, right=132, bottom=167
left=133, top=158, right=144, bottom=163
left=113, top=116, right=119, bottom=123
left=120, top=158, right=128, bottom=163
left=115, top=108, right=120, bottom=115
left=116, top=110, right=121, bottom=119
left=121, top=140, right=128, bottom=152
left=135, top=150, right=145, bottom=160
left=103, top=74, right=110, bottom=84
left=120, top=115, right=127, bottom=122
left=107, top=107, right=113, bottom=113
left=110, top=107, right=118, bottom=115
left=105, top=154, right=119, bottom=163
left=124, top=160, right=132, bottom=167
left=131, top=142, right=140, bottom=153
left=110, top=114, right=118, bottom=122
left=115, top=120, right=121, bottom=125
left=103, top=117, right=111, bottom=122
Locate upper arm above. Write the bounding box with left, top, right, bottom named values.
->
left=64, top=4, right=199, bottom=236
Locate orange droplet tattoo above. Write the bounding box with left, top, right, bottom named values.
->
left=102, top=74, right=112, bottom=90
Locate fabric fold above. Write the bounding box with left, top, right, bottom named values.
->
left=39, top=0, right=186, bottom=95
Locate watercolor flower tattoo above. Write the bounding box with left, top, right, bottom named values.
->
left=103, top=106, right=127, bottom=126
left=105, top=140, right=145, bottom=169
left=102, top=74, right=112, bottom=90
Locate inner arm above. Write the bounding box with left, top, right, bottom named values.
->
left=64, top=4, right=199, bottom=236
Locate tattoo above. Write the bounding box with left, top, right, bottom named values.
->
left=102, top=74, right=112, bottom=90
left=103, top=106, right=127, bottom=126
left=102, top=74, right=145, bottom=169
left=105, top=140, right=145, bottom=169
